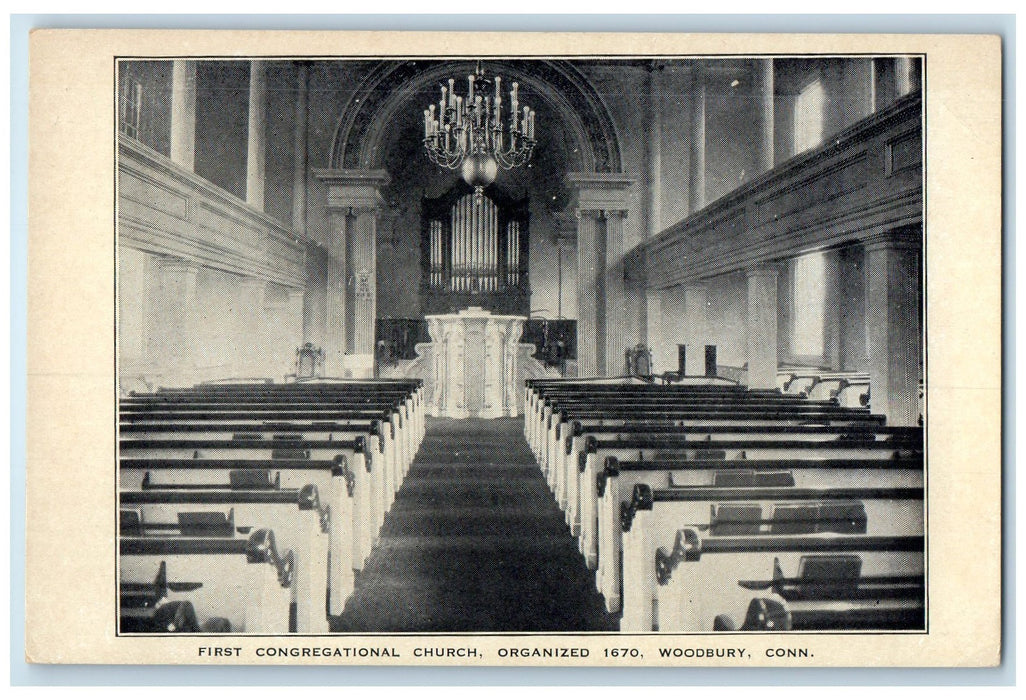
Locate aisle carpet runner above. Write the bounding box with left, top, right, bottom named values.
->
left=333, top=417, right=618, bottom=632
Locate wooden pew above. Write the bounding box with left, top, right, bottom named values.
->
left=531, top=393, right=872, bottom=464
left=632, top=528, right=924, bottom=632
left=777, top=368, right=839, bottom=396
left=120, top=484, right=331, bottom=633
left=726, top=594, right=924, bottom=631
left=119, top=436, right=385, bottom=567
left=119, top=458, right=357, bottom=616
left=121, top=401, right=418, bottom=480
left=118, top=380, right=426, bottom=629
left=120, top=562, right=205, bottom=632
left=554, top=420, right=918, bottom=523
left=575, top=435, right=922, bottom=569
left=806, top=372, right=871, bottom=402
left=132, top=380, right=425, bottom=442
left=540, top=408, right=885, bottom=493
left=527, top=389, right=851, bottom=458
left=552, top=415, right=893, bottom=504
left=120, top=528, right=295, bottom=633
left=719, top=556, right=925, bottom=630
left=523, top=381, right=766, bottom=450
left=612, top=481, right=923, bottom=617
left=533, top=399, right=876, bottom=479
left=120, top=419, right=403, bottom=542
left=121, top=408, right=414, bottom=488
left=130, top=378, right=423, bottom=431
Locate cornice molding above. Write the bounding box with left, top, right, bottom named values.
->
left=566, top=172, right=634, bottom=212
left=638, top=93, right=922, bottom=290
left=118, top=136, right=308, bottom=289
left=119, top=136, right=309, bottom=248
left=313, top=168, right=390, bottom=212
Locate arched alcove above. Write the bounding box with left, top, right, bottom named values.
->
left=330, top=59, right=623, bottom=174
left=326, top=59, right=626, bottom=324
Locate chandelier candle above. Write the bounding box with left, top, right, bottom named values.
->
left=424, top=62, right=537, bottom=202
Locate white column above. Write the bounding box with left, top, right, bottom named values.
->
left=646, top=289, right=666, bottom=373
left=575, top=210, right=600, bottom=378
left=246, top=60, right=266, bottom=210
left=446, top=321, right=468, bottom=418
left=566, top=173, right=634, bottom=378
left=865, top=232, right=921, bottom=425
left=688, top=66, right=706, bottom=214
left=504, top=317, right=524, bottom=415
left=754, top=58, right=775, bottom=175
left=291, top=62, right=309, bottom=233
left=324, top=212, right=347, bottom=377
left=823, top=251, right=842, bottom=370
left=170, top=60, right=196, bottom=171
left=684, top=283, right=708, bottom=376
left=313, top=169, right=390, bottom=378
left=896, top=57, right=917, bottom=96
left=287, top=288, right=306, bottom=351
left=350, top=207, right=379, bottom=377
left=648, top=62, right=663, bottom=237
left=482, top=319, right=503, bottom=419
left=605, top=210, right=628, bottom=377
left=746, top=265, right=779, bottom=390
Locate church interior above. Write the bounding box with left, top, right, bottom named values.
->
left=117, top=56, right=925, bottom=634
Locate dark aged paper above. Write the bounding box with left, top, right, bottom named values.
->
left=26, top=30, right=1001, bottom=667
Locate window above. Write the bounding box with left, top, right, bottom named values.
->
left=793, top=77, right=825, bottom=155
left=792, top=252, right=826, bottom=358
left=119, top=75, right=142, bottom=139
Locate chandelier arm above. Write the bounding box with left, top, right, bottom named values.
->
left=423, top=64, right=537, bottom=181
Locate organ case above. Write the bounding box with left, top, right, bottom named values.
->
left=420, top=183, right=530, bottom=317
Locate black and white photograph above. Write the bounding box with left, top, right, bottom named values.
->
left=23, top=29, right=1002, bottom=668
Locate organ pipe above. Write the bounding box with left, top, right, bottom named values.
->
left=461, top=197, right=469, bottom=291
left=491, top=205, right=498, bottom=290
left=472, top=197, right=479, bottom=288
left=435, top=193, right=520, bottom=293
left=451, top=214, right=459, bottom=289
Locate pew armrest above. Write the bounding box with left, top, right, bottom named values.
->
left=246, top=529, right=295, bottom=589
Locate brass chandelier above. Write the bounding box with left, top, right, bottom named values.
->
left=423, top=62, right=537, bottom=201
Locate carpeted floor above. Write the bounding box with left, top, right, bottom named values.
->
left=332, top=417, right=619, bottom=632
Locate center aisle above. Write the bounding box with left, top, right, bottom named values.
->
left=333, top=417, right=619, bottom=632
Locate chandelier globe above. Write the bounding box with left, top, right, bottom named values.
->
left=424, top=62, right=537, bottom=202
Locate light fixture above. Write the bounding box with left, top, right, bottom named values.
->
left=423, top=62, right=537, bottom=202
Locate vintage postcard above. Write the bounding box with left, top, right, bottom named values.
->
left=25, top=29, right=1001, bottom=668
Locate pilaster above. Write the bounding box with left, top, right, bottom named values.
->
left=313, top=169, right=390, bottom=378
left=754, top=58, right=775, bottom=174
left=287, top=288, right=306, bottom=351
left=575, top=209, right=600, bottom=378
left=291, top=63, right=309, bottom=233
left=170, top=61, right=196, bottom=171
left=684, top=283, right=709, bottom=376
left=323, top=210, right=348, bottom=377
left=566, top=172, right=634, bottom=377
left=604, top=209, right=629, bottom=376
left=246, top=60, right=266, bottom=210
left=688, top=66, right=706, bottom=214
left=746, top=265, right=779, bottom=389
left=153, top=257, right=199, bottom=386
left=236, top=277, right=269, bottom=378
left=864, top=230, right=922, bottom=425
